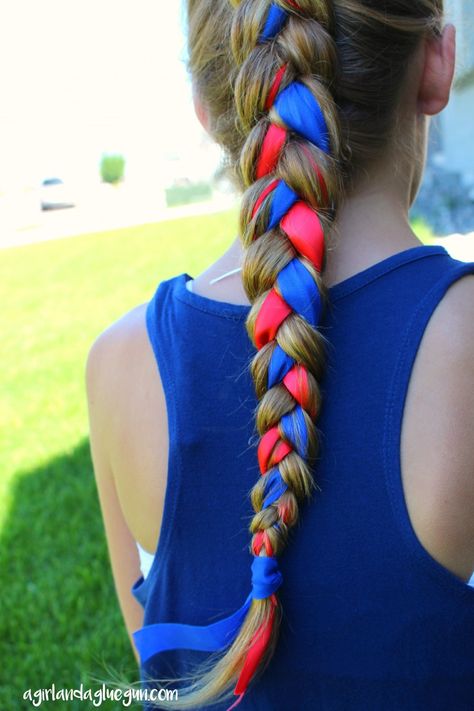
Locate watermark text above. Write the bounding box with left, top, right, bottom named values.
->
left=23, top=683, right=178, bottom=707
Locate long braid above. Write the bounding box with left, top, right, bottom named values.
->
left=229, top=0, right=343, bottom=703
left=130, top=3, right=344, bottom=709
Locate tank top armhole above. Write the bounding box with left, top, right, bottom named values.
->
left=383, top=260, right=474, bottom=601
left=135, top=285, right=183, bottom=601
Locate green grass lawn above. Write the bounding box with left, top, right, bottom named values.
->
left=0, top=208, right=239, bottom=710
left=0, top=208, right=435, bottom=710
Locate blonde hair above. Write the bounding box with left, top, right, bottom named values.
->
left=127, top=1, right=444, bottom=707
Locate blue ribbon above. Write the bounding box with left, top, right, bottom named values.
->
left=260, top=4, right=289, bottom=41
left=133, top=594, right=252, bottom=662
left=280, top=405, right=308, bottom=457
left=277, top=258, right=322, bottom=329
left=268, top=344, right=295, bottom=389
left=262, top=468, right=288, bottom=508
left=274, top=82, right=330, bottom=153
left=132, top=557, right=283, bottom=664
left=251, top=555, right=283, bottom=599
left=267, top=179, right=299, bottom=230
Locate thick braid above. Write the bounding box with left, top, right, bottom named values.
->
left=228, top=0, right=343, bottom=704
left=130, top=2, right=343, bottom=709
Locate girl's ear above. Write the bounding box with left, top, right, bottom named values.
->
left=417, top=23, right=456, bottom=116
left=192, top=84, right=211, bottom=132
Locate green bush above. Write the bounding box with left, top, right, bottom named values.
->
left=100, top=154, right=125, bottom=185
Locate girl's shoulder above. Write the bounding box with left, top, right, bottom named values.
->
left=398, top=267, right=474, bottom=584
left=85, top=299, right=168, bottom=553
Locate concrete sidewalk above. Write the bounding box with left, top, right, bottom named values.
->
left=0, top=192, right=239, bottom=250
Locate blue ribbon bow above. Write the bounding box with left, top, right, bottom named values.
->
left=132, top=556, right=283, bottom=664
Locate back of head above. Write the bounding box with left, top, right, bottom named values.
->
left=187, top=0, right=443, bottom=188
left=150, top=1, right=444, bottom=707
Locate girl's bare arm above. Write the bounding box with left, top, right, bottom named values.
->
left=85, top=334, right=144, bottom=666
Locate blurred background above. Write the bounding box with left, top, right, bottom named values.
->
left=1, top=1, right=473, bottom=709
left=0, top=0, right=232, bottom=251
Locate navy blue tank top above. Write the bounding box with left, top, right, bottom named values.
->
left=132, top=244, right=474, bottom=710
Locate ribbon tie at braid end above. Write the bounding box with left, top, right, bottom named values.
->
left=131, top=556, right=282, bottom=667
left=251, top=554, right=283, bottom=599
left=230, top=564, right=281, bottom=706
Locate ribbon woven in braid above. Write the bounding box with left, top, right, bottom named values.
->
left=131, top=3, right=330, bottom=708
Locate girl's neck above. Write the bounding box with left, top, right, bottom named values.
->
left=192, top=176, right=423, bottom=306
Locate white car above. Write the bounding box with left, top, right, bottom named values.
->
left=40, top=177, right=75, bottom=210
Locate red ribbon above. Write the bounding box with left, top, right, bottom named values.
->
left=252, top=530, right=274, bottom=557
left=258, top=425, right=293, bottom=475
left=233, top=595, right=278, bottom=697
left=254, top=288, right=292, bottom=349
left=280, top=201, right=325, bottom=272
left=252, top=178, right=279, bottom=219
left=256, top=124, right=287, bottom=179
left=265, top=64, right=287, bottom=110
left=283, top=364, right=316, bottom=419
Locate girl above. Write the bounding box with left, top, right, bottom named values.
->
left=86, top=1, right=474, bottom=709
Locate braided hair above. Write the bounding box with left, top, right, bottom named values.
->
left=229, top=0, right=341, bottom=701
left=129, top=1, right=444, bottom=708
